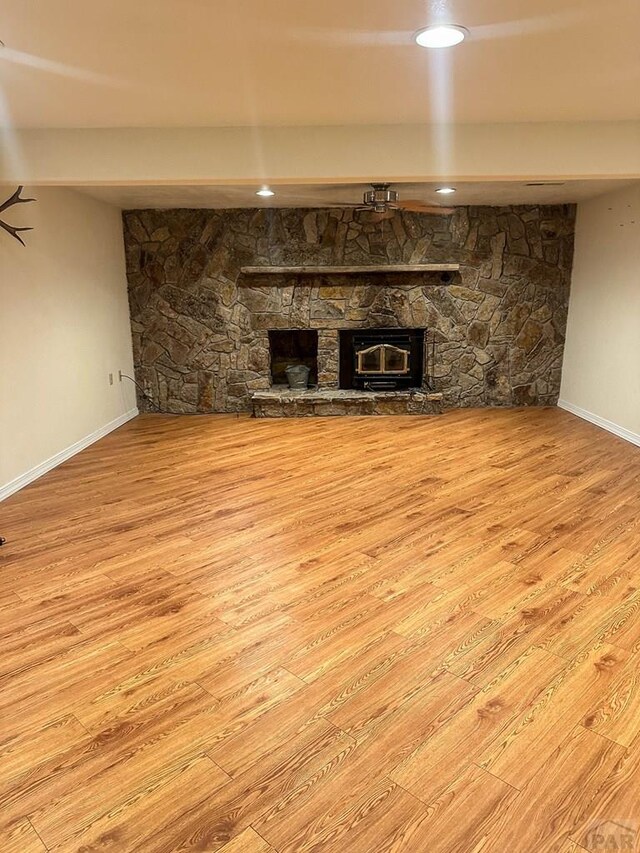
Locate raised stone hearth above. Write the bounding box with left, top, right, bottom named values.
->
left=124, top=205, right=575, bottom=413
left=251, top=388, right=443, bottom=418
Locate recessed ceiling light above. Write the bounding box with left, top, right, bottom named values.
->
left=436, top=187, right=456, bottom=195
left=256, top=187, right=275, bottom=198
left=414, top=25, right=468, bottom=49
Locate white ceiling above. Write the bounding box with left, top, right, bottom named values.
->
left=1, top=0, right=639, bottom=129
left=75, top=179, right=639, bottom=210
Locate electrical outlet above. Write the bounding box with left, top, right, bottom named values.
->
left=118, top=370, right=123, bottom=382
left=109, top=372, right=114, bottom=386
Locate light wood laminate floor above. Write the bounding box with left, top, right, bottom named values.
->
left=1, top=408, right=640, bottom=853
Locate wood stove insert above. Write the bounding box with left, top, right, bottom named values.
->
left=339, top=328, right=425, bottom=391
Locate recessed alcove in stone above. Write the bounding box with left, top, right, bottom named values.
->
left=268, top=329, right=318, bottom=386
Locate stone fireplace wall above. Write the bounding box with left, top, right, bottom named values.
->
left=123, top=205, right=575, bottom=412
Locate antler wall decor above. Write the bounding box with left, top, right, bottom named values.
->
left=0, top=186, right=36, bottom=246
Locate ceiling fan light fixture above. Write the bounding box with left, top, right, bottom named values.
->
left=363, top=183, right=398, bottom=210
left=256, top=187, right=275, bottom=198
left=436, top=187, right=456, bottom=195
left=414, top=25, right=468, bottom=49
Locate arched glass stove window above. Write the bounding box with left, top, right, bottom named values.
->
left=356, top=343, right=410, bottom=375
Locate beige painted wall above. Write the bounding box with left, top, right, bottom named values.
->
left=560, top=184, right=640, bottom=442
left=0, top=187, right=136, bottom=496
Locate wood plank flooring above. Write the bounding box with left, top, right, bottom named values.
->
left=1, top=408, right=640, bottom=852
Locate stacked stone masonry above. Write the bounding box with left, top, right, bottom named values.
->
left=251, top=389, right=444, bottom=418
left=124, top=205, right=575, bottom=413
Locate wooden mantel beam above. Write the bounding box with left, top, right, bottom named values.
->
left=239, top=264, right=459, bottom=276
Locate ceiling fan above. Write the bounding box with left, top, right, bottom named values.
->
left=329, top=183, right=455, bottom=218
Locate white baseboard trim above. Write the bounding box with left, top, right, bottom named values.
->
left=558, top=399, right=640, bottom=448
left=0, top=408, right=139, bottom=502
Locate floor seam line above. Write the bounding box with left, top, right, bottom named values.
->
left=27, top=817, right=51, bottom=852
